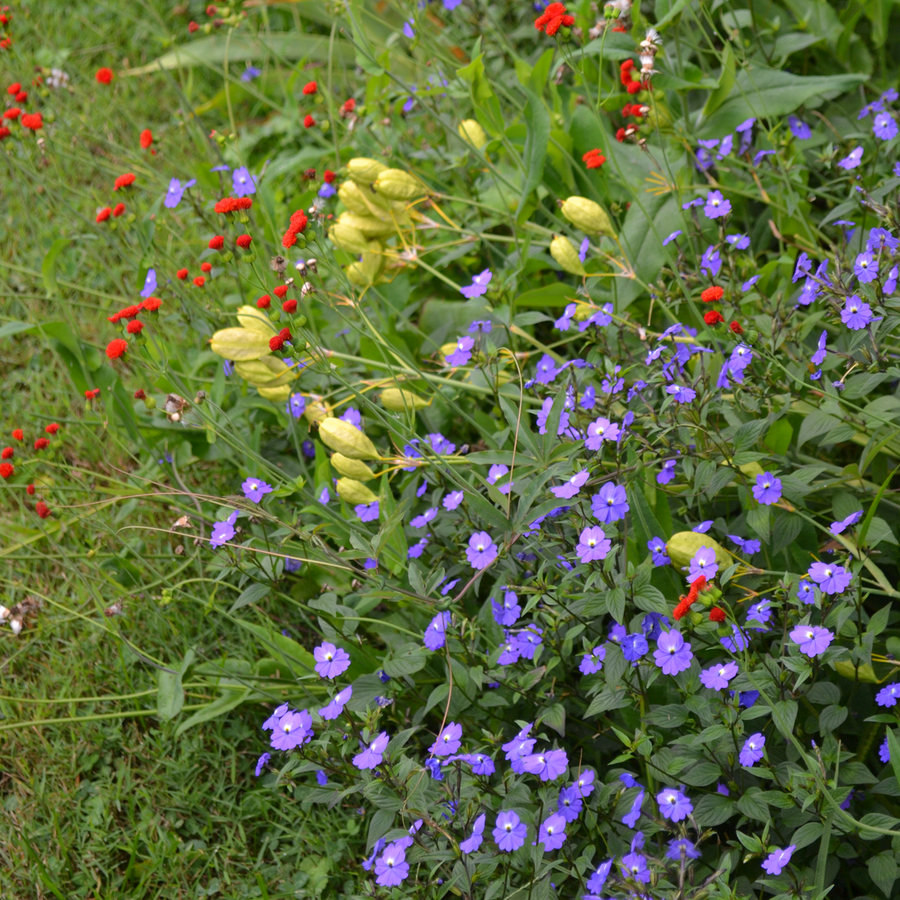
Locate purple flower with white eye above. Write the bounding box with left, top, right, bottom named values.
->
left=570, top=769, right=595, bottom=798
left=270, top=708, right=313, bottom=750
left=667, top=838, right=701, bottom=860
left=663, top=229, right=682, bottom=245
left=726, top=233, right=750, bottom=249
left=319, top=685, right=352, bottom=720
left=487, top=464, right=512, bottom=494
left=621, top=851, right=650, bottom=882
left=657, top=459, right=677, bottom=485
left=552, top=469, right=589, bottom=499
left=491, top=590, right=521, bottom=626
left=587, top=859, right=613, bottom=894
left=460, top=813, right=485, bottom=854
left=424, top=611, right=450, bottom=651
left=740, top=732, right=765, bottom=766
left=431, top=721, right=462, bottom=756
left=880, top=735, right=891, bottom=763
left=622, top=789, right=644, bottom=828
left=402, top=19, right=415, bottom=37
left=693, top=520, right=712, bottom=533
left=700, top=661, right=738, bottom=690
left=497, top=637, right=522, bottom=666
left=841, top=296, right=874, bottom=330
left=242, top=477, right=273, bottom=503
left=255, top=752, right=270, bottom=776
left=761, top=845, right=795, bottom=876
left=648, top=536, right=670, bottom=566
left=608, top=622, right=626, bottom=643
left=557, top=785, right=582, bottom=822
left=654, top=630, right=693, bottom=675
left=466, top=753, right=495, bottom=775
left=164, top=177, right=196, bottom=209
left=874, top=113, right=898, bottom=141
left=446, top=336, right=474, bottom=366
left=753, top=472, right=782, bottom=505
left=466, top=531, right=497, bottom=568
left=494, top=810, right=527, bottom=851
left=286, top=394, right=306, bottom=418
left=797, top=580, right=815, bottom=604
left=468, top=319, right=492, bottom=334
left=232, top=166, right=257, bottom=197
left=591, top=482, right=629, bottom=523
left=585, top=416, right=620, bottom=449
left=721, top=624, right=750, bottom=652
left=579, top=645, right=606, bottom=674
left=140, top=269, right=157, bottom=298
left=554, top=302, right=576, bottom=331
left=808, top=561, right=852, bottom=594
left=704, top=190, right=731, bottom=219
left=688, top=546, right=718, bottom=581
left=868, top=226, right=899, bottom=252
left=535, top=354, right=558, bottom=384
left=876, top=684, right=900, bottom=707
left=517, top=626, right=543, bottom=660
left=666, top=384, right=697, bottom=404
left=701, top=245, right=721, bottom=277
left=262, top=703, right=289, bottom=731
left=443, top=491, right=464, bottom=510
left=642, top=612, right=667, bottom=641
left=621, top=633, right=649, bottom=664
left=375, top=842, right=409, bottom=886
left=728, top=535, right=760, bottom=555
left=831, top=511, right=863, bottom=534
left=657, top=788, right=692, bottom=822
left=354, top=732, right=390, bottom=770
left=536, top=396, right=570, bottom=436
left=838, top=147, right=864, bottom=169
left=811, top=330, right=828, bottom=367
left=319, top=182, right=336, bottom=199
left=314, top=642, right=351, bottom=679
left=210, top=510, right=239, bottom=548
left=460, top=268, right=492, bottom=298
left=355, top=501, right=379, bottom=522
left=854, top=251, right=878, bottom=284
left=575, top=526, right=611, bottom=563
left=788, top=116, right=811, bottom=139
left=886, top=266, right=899, bottom=293
left=536, top=812, right=567, bottom=851
left=411, top=508, right=437, bottom=528
left=790, top=624, right=834, bottom=657
left=742, top=274, right=761, bottom=290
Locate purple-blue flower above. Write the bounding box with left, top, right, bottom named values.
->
left=666, top=384, right=697, bottom=404
left=575, top=526, right=611, bottom=563
left=587, top=859, right=613, bottom=894
left=728, top=534, right=760, bottom=555
left=210, top=510, right=238, bottom=548
left=854, top=251, right=878, bottom=284
left=654, top=630, right=693, bottom=675
left=700, top=661, right=738, bottom=690
left=841, top=296, right=874, bottom=330
left=788, top=116, right=811, bottom=139
left=232, top=166, right=257, bottom=197
left=375, top=841, right=409, bottom=886
left=752, top=472, right=782, bottom=505
left=536, top=812, right=567, bottom=851
left=621, top=851, right=650, bottom=882
left=466, top=531, right=497, bottom=568
left=446, top=336, right=474, bottom=366
left=443, top=490, right=464, bottom=510
left=761, top=845, right=795, bottom=876
left=164, top=177, right=196, bottom=209
left=557, top=785, right=583, bottom=822
left=493, top=810, right=527, bottom=851
left=552, top=469, right=589, bottom=499
left=688, top=546, right=719, bottom=582
left=657, top=459, right=677, bottom=485
left=591, top=482, right=629, bottom=523
left=621, top=633, right=649, bottom=664
left=790, top=623, right=834, bottom=657
left=657, top=787, right=692, bottom=822
left=874, top=112, right=898, bottom=141
left=704, top=190, right=731, bottom=219
left=808, top=561, right=852, bottom=594
left=402, top=19, right=415, bottom=38
left=355, top=501, right=379, bottom=522
left=579, top=645, right=606, bottom=674
left=319, top=685, right=352, bottom=720
left=492, top=590, right=521, bottom=626
left=460, top=813, right=485, bottom=854
left=740, top=732, right=765, bottom=766
left=314, top=642, right=351, bottom=679
left=585, top=416, right=620, bottom=449
left=354, top=732, right=390, bottom=770
left=242, top=477, right=273, bottom=503
left=287, top=393, right=306, bottom=418
left=726, top=233, right=750, bottom=249
left=667, top=838, right=701, bottom=860
left=838, top=147, right=864, bottom=169
left=831, top=511, right=862, bottom=535
left=648, top=536, right=670, bottom=566
left=876, top=684, right=900, bottom=707
left=460, top=269, right=492, bottom=298
left=270, top=708, right=313, bottom=750
left=140, top=268, right=157, bottom=298
left=522, top=747, right=567, bottom=781
left=255, top=752, right=270, bottom=776
left=663, top=230, right=682, bottom=246
left=466, top=753, right=495, bottom=775
left=431, top=721, right=462, bottom=756
left=424, top=611, right=450, bottom=650
left=622, top=789, right=644, bottom=828
left=411, top=508, right=437, bottom=529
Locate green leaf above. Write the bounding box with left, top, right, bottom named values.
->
left=858, top=464, right=900, bottom=549
left=157, top=648, right=195, bottom=721
left=383, top=649, right=428, bottom=677
left=0, top=321, right=35, bottom=340
left=514, top=283, right=576, bottom=308
left=869, top=851, right=898, bottom=899
left=701, top=44, right=736, bottom=119
left=517, top=88, right=550, bottom=219
left=175, top=686, right=251, bottom=736
left=736, top=787, right=769, bottom=821
left=456, top=53, right=503, bottom=136
left=42, top=238, right=71, bottom=297
left=654, top=0, right=693, bottom=28
left=539, top=701, right=566, bottom=736
left=229, top=582, right=270, bottom=613
left=764, top=419, right=793, bottom=455
left=791, top=821, right=824, bottom=851
left=693, top=793, right=735, bottom=826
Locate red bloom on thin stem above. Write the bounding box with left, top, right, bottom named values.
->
left=214, top=196, right=252, bottom=214
left=112, top=202, right=125, bottom=217
left=16, top=90, right=27, bottom=102
left=208, top=235, right=225, bottom=250
left=304, top=114, right=315, bottom=129
left=200, top=262, right=212, bottom=274
left=704, top=310, right=724, bottom=325
left=730, top=321, right=744, bottom=335
left=193, top=276, right=205, bottom=287
left=534, top=2, right=574, bottom=35
left=0, top=462, right=13, bottom=479
left=582, top=148, right=606, bottom=169
left=236, top=234, right=252, bottom=249
left=106, top=338, right=128, bottom=359
left=283, top=299, right=298, bottom=313
left=134, top=389, right=146, bottom=400
left=709, top=607, right=727, bottom=623
left=323, top=169, right=336, bottom=184
left=176, top=268, right=188, bottom=280
left=257, top=294, right=271, bottom=309
left=188, top=20, right=199, bottom=32
left=85, top=388, right=101, bottom=399
left=45, top=423, right=59, bottom=435
left=0, top=127, right=10, bottom=141
left=26, top=483, right=35, bottom=495
left=141, top=297, right=161, bottom=312
left=95, top=67, right=113, bottom=84
left=113, top=173, right=135, bottom=191
left=7, top=82, right=20, bottom=94
left=12, top=428, right=23, bottom=441
left=34, top=437, right=50, bottom=450
left=273, top=285, right=289, bottom=299
left=673, top=575, right=707, bottom=620
left=96, top=207, right=112, bottom=223
left=36, top=500, right=51, bottom=518
left=701, top=286, right=723, bottom=303
left=1, top=446, right=12, bottom=458
left=21, top=112, right=42, bottom=130
left=615, top=127, right=627, bottom=142
left=126, top=320, right=143, bottom=334
left=3, top=107, right=20, bottom=120
left=269, top=334, right=285, bottom=351
left=342, top=98, right=356, bottom=114
left=140, top=128, right=153, bottom=149
left=302, top=81, right=317, bottom=95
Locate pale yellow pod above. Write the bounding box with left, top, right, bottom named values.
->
left=550, top=235, right=586, bottom=276
left=303, top=396, right=330, bottom=426
left=257, top=383, right=293, bottom=401
left=347, top=157, right=388, bottom=185
left=234, top=356, right=298, bottom=388
left=328, top=220, right=370, bottom=255
left=560, top=196, right=616, bottom=238
left=319, top=417, right=379, bottom=460
left=236, top=305, right=275, bottom=335
left=336, top=477, right=378, bottom=505
left=339, top=180, right=393, bottom=218
left=373, top=168, right=426, bottom=202
left=458, top=119, right=487, bottom=149
left=665, top=532, right=731, bottom=571
left=346, top=241, right=385, bottom=287
left=210, top=327, right=272, bottom=361
left=381, top=388, right=429, bottom=411
left=331, top=453, right=376, bottom=480
left=338, top=212, right=395, bottom=239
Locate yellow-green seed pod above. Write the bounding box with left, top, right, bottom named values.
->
left=338, top=212, right=395, bottom=239
left=336, top=477, right=378, bottom=505
left=236, top=305, right=275, bottom=335
left=381, top=388, right=430, bottom=411
left=328, top=220, right=370, bottom=255
left=319, top=417, right=379, bottom=460
left=347, top=157, right=388, bottom=185
left=665, top=531, right=731, bottom=573
left=346, top=241, right=385, bottom=287
left=331, top=453, right=376, bottom=481
left=257, top=383, right=293, bottom=402
left=234, top=355, right=298, bottom=388
left=458, top=119, right=487, bottom=149
left=303, top=396, right=329, bottom=426
left=210, top=327, right=272, bottom=361
left=373, top=169, right=426, bottom=202
left=550, top=235, right=587, bottom=276
left=339, top=180, right=393, bottom=218
left=560, top=196, right=616, bottom=238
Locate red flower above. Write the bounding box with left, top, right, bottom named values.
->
left=269, top=334, right=285, bottom=351
left=106, top=338, right=128, bottom=359
left=26, top=483, right=35, bottom=495
left=0, top=127, right=10, bottom=141
left=342, top=98, right=356, bottom=114
left=214, top=196, right=252, bottom=214
left=582, top=148, right=606, bottom=169
left=273, top=285, right=289, bottom=299
left=140, top=128, right=153, bottom=149
left=21, top=111, right=41, bottom=130
left=176, top=268, right=188, bottom=280
left=279, top=327, right=291, bottom=341
left=0, top=462, right=13, bottom=479
left=282, top=231, right=297, bottom=249
left=283, top=299, right=298, bottom=313
left=112, top=202, right=125, bottom=217
left=188, top=20, right=199, bottom=32
left=45, top=423, right=59, bottom=435
left=36, top=500, right=51, bottom=518
left=302, top=81, right=317, bottom=95
left=107, top=304, right=142, bottom=323
left=730, top=321, right=744, bottom=334
left=206, top=3, right=218, bottom=14
left=534, top=2, right=574, bottom=35
left=113, top=172, right=135, bottom=191
left=208, top=235, right=225, bottom=250
left=324, top=169, right=336, bottom=183
left=200, top=261, right=212, bottom=273
left=704, top=310, right=724, bottom=325
left=236, top=234, right=252, bottom=249
left=7, top=83, right=20, bottom=94
left=709, top=607, right=726, bottom=623
left=625, top=80, right=642, bottom=95
left=3, top=107, right=20, bottom=119
left=304, top=168, right=317, bottom=180
left=193, top=276, right=205, bottom=287
left=672, top=596, right=692, bottom=620
left=15, top=91, right=27, bottom=102
left=95, top=67, right=113, bottom=84
left=12, top=429, right=23, bottom=441
left=1, top=447, right=11, bottom=458
left=622, top=103, right=633, bottom=117
left=257, top=294, right=271, bottom=309
left=126, top=320, right=144, bottom=334
left=85, top=388, right=101, bottom=399
left=304, top=114, right=315, bottom=128
left=615, top=127, right=626, bottom=142
left=96, top=207, right=112, bottom=223
left=701, top=286, right=723, bottom=303
left=134, top=389, right=146, bottom=400
left=34, top=437, right=49, bottom=450
left=141, top=296, right=161, bottom=312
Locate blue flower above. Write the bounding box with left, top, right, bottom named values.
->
left=355, top=501, right=380, bottom=522
left=460, top=268, right=492, bottom=298
left=402, top=19, right=415, bottom=38
left=140, top=268, right=157, bottom=298
left=837, top=147, right=864, bottom=169
left=232, top=166, right=257, bottom=197
left=210, top=510, right=238, bottom=548
left=241, top=65, right=262, bottom=82
left=703, top=190, right=731, bottom=219
left=788, top=116, right=811, bottom=139
left=164, top=177, right=196, bottom=209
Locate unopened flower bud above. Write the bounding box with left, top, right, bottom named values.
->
left=319, top=417, right=379, bottom=460
left=560, top=196, right=616, bottom=237
left=550, top=235, right=587, bottom=276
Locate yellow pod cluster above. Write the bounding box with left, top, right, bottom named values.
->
left=560, top=196, right=616, bottom=238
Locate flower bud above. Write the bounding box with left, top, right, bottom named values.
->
left=381, top=388, right=430, bottom=411
left=665, top=531, right=731, bottom=572
left=689, top=611, right=704, bottom=627
left=457, top=118, right=487, bottom=149
left=549, top=235, right=586, bottom=276
left=560, top=196, right=616, bottom=237
left=319, top=417, right=379, bottom=460
left=336, top=477, right=378, bottom=504
left=347, top=157, right=388, bottom=185
left=744, top=328, right=760, bottom=344
left=373, top=168, right=426, bottom=201
left=331, top=453, right=376, bottom=480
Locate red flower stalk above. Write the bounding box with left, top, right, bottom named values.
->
left=193, top=276, right=205, bottom=287
left=303, top=114, right=315, bottom=128
left=26, top=483, right=35, bottom=495
left=342, top=98, right=356, bottom=114
left=7, top=82, right=20, bottom=94
left=188, top=21, right=199, bottom=32
left=324, top=169, right=336, bottom=183
left=140, top=128, right=153, bottom=149
left=36, top=500, right=51, bottom=518
left=126, top=320, right=143, bottom=334
left=304, top=168, right=317, bottom=180
left=0, top=127, right=10, bottom=141
left=45, top=423, right=59, bottom=435
left=214, top=196, right=252, bottom=214
left=615, top=127, right=627, bottom=142
left=85, top=388, right=101, bottom=399
left=96, top=207, right=112, bottom=223
left=12, top=428, right=23, bottom=441
left=21, top=112, right=42, bottom=130
left=106, top=338, right=128, bottom=359
left=176, top=268, right=188, bottom=280
left=282, top=231, right=297, bottom=249
left=200, top=262, right=212, bottom=273
left=302, top=81, right=317, bottom=95
left=534, top=2, right=574, bottom=35
left=113, top=172, right=135, bottom=191
left=257, top=294, right=271, bottom=309
left=208, top=235, right=225, bottom=250
left=269, top=334, right=285, bottom=351
left=134, top=389, right=146, bottom=400
left=34, top=437, right=49, bottom=450
left=3, top=107, right=20, bottom=119
left=701, top=286, right=723, bottom=303
left=273, top=285, right=289, bottom=299
left=1, top=446, right=11, bottom=458
left=283, top=299, right=298, bottom=313
left=730, top=321, right=743, bottom=334
left=141, top=296, right=161, bottom=312
left=704, top=310, right=724, bottom=325
left=0, top=462, right=13, bottom=479
left=709, top=607, right=726, bottom=623
left=236, top=234, right=252, bottom=249
left=112, top=202, right=125, bottom=217
left=582, top=148, right=606, bottom=169
left=95, top=67, right=113, bottom=84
